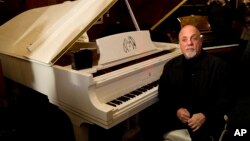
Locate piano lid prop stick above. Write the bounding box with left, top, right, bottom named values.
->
left=124, top=0, right=140, bottom=31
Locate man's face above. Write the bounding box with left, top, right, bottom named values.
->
left=178, top=25, right=202, bottom=59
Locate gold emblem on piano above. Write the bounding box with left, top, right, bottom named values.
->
left=123, top=36, right=136, bottom=53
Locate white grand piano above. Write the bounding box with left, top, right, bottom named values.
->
left=0, top=0, right=181, bottom=141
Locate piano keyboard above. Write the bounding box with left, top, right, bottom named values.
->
left=106, top=80, right=159, bottom=107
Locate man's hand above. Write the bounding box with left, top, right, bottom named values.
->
left=176, top=108, right=190, bottom=124
left=188, top=113, right=206, bottom=132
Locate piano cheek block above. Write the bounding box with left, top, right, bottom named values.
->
left=71, top=49, right=93, bottom=70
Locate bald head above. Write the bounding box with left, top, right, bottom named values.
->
left=179, top=25, right=201, bottom=40
left=178, top=25, right=203, bottom=59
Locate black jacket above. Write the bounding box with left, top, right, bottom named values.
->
left=158, top=50, right=234, bottom=137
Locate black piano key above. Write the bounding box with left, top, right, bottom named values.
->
left=154, top=80, right=159, bottom=85
left=131, top=90, right=142, bottom=95
left=125, top=93, right=136, bottom=98
left=117, top=96, right=130, bottom=102
left=149, top=81, right=158, bottom=87
left=148, top=82, right=155, bottom=86
left=147, top=83, right=154, bottom=87
left=107, top=102, right=116, bottom=107
left=111, top=99, right=122, bottom=105
left=142, top=85, right=154, bottom=90
left=137, top=88, right=147, bottom=92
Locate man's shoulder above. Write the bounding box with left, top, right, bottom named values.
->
left=205, top=53, right=229, bottom=69
left=165, top=55, right=182, bottom=67
left=206, top=53, right=227, bottom=64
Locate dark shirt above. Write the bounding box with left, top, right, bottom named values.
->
left=158, top=50, right=233, bottom=139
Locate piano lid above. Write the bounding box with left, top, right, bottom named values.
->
left=0, top=0, right=117, bottom=66
left=121, top=0, right=188, bottom=31
left=86, top=0, right=188, bottom=41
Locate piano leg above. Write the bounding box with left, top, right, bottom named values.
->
left=65, top=111, right=90, bottom=141
left=65, top=111, right=143, bottom=141
left=122, top=114, right=141, bottom=141
left=73, top=124, right=90, bottom=141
